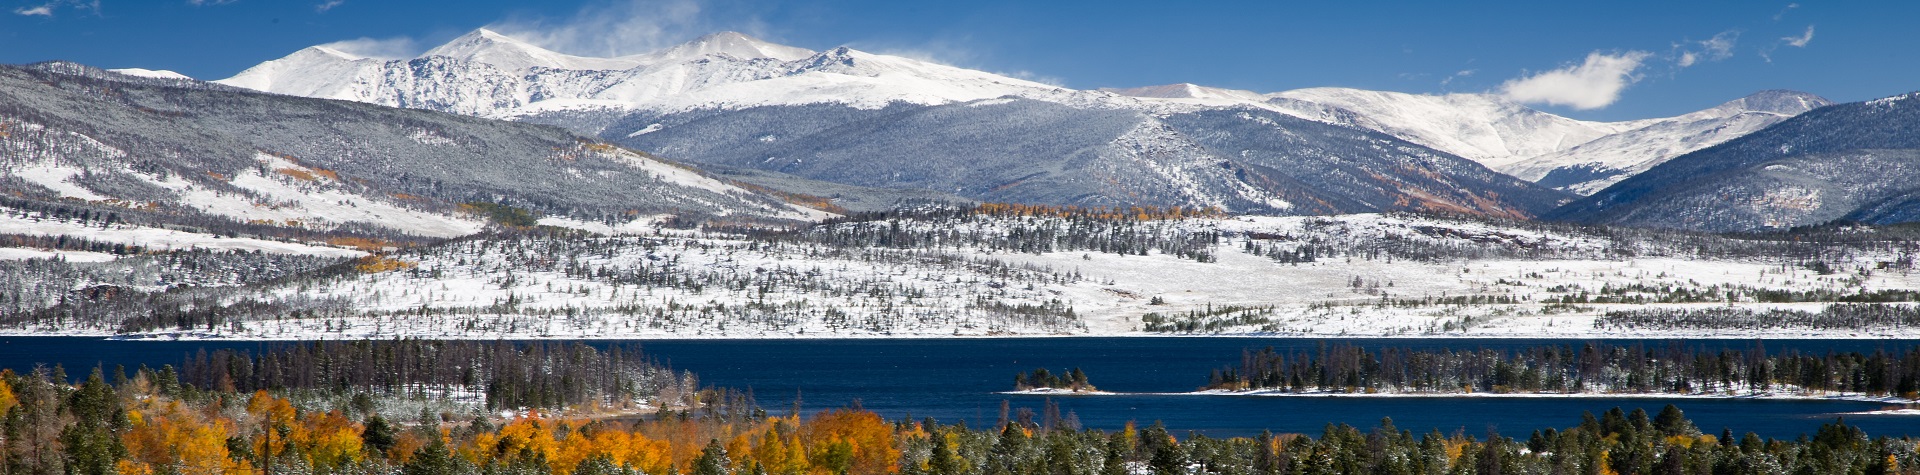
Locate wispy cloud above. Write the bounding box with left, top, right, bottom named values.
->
left=487, top=0, right=768, bottom=58
left=1761, top=25, right=1814, bottom=62
left=1676, top=30, right=1739, bottom=68
left=1773, top=3, right=1799, bottom=21
left=1499, top=51, right=1651, bottom=110
left=186, top=0, right=238, bottom=6
left=13, top=0, right=98, bottom=17
left=861, top=36, right=1063, bottom=87
left=1439, top=69, right=1476, bottom=87
left=316, top=36, right=420, bottom=60
left=314, top=0, right=343, bottom=13
left=1782, top=25, right=1815, bottom=47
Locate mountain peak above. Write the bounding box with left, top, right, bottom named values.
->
left=421, top=28, right=641, bottom=71
left=421, top=28, right=552, bottom=65
left=1718, top=89, right=1832, bottom=115
left=1101, top=83, right=1205, bottom=98
left=1099, top=83, right=1265, bottom=102
left=303, top=45, right=365, bottom=61
left=647, top=31, right=814, bottom=63
left=108, top=68, right=193, bottom=80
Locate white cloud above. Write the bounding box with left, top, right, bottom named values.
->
left=317, top=37, right=420, bottom=60
left=186, top=0, right=238, bottom=6
left=486, top=0, right=767, bottom=58
left=1439, top=69, right=1475, bottom=87
left=1783, top=25, right=1814, bottom=47
left=1773, top=3, right=1799, bottom=21
left=1498, top=51, right=1651, bottom=110
left=314, top=0, right=343, bottom=13
left=1676, top=30, right=1739, bottom=68
left=14, top=0, right=97, bottom=16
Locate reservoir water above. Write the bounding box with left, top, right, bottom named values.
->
left=1, top=336, right=1914, bottom=439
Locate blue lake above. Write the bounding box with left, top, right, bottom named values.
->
left=1, top=336, right=1915, bottom=439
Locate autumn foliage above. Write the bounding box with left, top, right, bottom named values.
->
left=353, top=254, right=417, bottom=273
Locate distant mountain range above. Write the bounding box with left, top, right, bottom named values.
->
left=0, top=62, right=822, bottom=241
left=17, top=29, right=1915, bottom=232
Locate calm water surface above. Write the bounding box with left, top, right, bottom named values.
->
left=1, top=337, right=1915, bottom=438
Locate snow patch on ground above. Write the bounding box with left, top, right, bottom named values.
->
left=0, top=211, right=365, bottom=258
left=0, top=247, right=117, bottom=263
left=107, top=68, right=193, bottom=80
left=11, top=160, right=111, bottom=201
left=152, top=153, right=485, bottom=237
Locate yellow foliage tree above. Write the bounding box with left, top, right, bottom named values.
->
left=118, top=399, right=251, bottom=475
left=246, top=390, right=299, bottom=469
left=295, top=410, right=365, bottom=470
left=0, top=379, right=16, bottom=416
left=802, top=409, right=899, bottom=475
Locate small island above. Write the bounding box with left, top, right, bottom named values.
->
left=1012, top=367, right=1099, bottom=393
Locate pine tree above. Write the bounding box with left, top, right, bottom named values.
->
left=692, top=438, right=731, bottom=475
left=362, top=415, right=398, bottom=456
left=61, top=369, right=126, bottom=475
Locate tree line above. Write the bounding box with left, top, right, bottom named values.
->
left=1207, top=341, right=1920, bottom=398
left=1598, top=303, right=1920, bottom=332
left=176, top=339, right=687, bottom=411
left=0, top=364, right=1916, bottom=474
left=1011, top=368, right=1094, bottom=392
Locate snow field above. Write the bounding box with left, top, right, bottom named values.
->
left=66, top=213, right=1919, bottom=340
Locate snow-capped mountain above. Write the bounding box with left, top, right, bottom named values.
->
left=1263, top=88, right=1639, bottom=170
left=1548, top=91, right=1920, bottom=231
left=0, top=62, right=824, bottom=243
left=1498, top=90, right=1831, bottom=195
left=218, top=28, right=1070, bottom=117
left=214, top=29, right=1577, bottom=217
left=1100, top=85, right=1828, bottom=195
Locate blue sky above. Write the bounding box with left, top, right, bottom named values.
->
left=2, top=0, right=1911, bottom=121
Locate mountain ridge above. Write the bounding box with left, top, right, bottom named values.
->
left=0, top=61, right=825, bottom=242
left=200, top=29, right=1839, bottom=223
left=1547, top=90, right=1920, bottom=231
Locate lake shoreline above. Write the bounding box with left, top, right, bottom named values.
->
left=1002, top=387, right=1920, bottom=407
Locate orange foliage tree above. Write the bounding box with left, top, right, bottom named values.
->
left=117, top=399, right=250, bottom=475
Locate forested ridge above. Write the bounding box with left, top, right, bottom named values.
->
left=1207, top=342, right=1920, bottom=398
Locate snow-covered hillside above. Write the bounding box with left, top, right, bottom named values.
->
left=12, top=211, right=1915, bottom=340
left=1, top=62, right=826, bottom=245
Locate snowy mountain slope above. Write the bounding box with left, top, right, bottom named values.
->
left=1499, top=90, right=1832, bottom=195
left=0, top=62, right=821, bottom=242
left=420, top=28, right=648, bottom=72
left=1102, top=86, right=1828, bottom=195
left=1097, top=83, right=1271, bottom=103
left=1263, top=88, right=1637, bottom=169
left=1549, top=91, right=1920, bottom=231
left=607, top=98, right=1569, bottom=216
left=106, top=68, right=191, bottom=80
